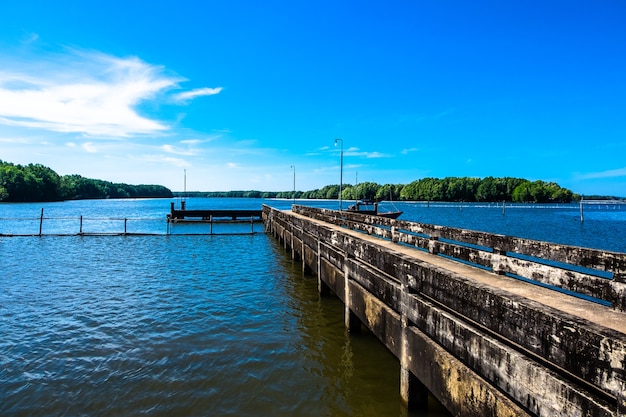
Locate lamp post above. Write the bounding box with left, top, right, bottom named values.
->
left=334, top=138, right=343, bottom=210
left=290, top=165, right=296, bottom=205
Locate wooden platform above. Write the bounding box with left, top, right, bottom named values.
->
left=168, top=202, right=262, bottom=222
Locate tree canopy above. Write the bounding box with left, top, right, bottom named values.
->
left=1, top=159, right=580, bottom=204
left=399, top=177, right=575, bottom=203
left=180, top=176, right=578, bottom=203
left=0, top=160, right=173, bottom=202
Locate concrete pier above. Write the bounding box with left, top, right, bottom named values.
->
left=263, top=204, right=626, bottom=417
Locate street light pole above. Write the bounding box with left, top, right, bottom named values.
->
left=290, top=165, right=296, bottom=204
left=334, top=138, right=343, bottom=210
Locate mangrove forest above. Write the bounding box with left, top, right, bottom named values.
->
left=0, top=160, right=172, bottom=202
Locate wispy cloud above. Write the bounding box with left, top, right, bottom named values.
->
left=143, top=154, right=190, bottom=167
left=340, top=147, right=391, bottom=158
left=180, top=135, right=219, bottom=146
left=0, top=49, right=219, bottom=138
left=363, top=151, right=391, bottom=158
left=0, top=136, right=29, bottom=144
left=21, top=32, right=39, bottom=45
left=82, top=142, right=98, bottom=153
left=161, top=144, right=196, bottom=156
left=173, top=87, right=223, bottom=103
left=401, top=147, right=419, bottom=154
left=578, top=167, right=626, bottom=180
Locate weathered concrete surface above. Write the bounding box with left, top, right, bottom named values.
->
left=263, top=205, right=626, bottom=417
left=293, top=205, right=626, bottom=311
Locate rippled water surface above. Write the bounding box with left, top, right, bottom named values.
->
left=2, top=232, right=448, bottom=416
left=2, top=198, right=624, bottom=416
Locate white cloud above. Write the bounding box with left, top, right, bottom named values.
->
left=579, top=167, right=626, bottom=180
left=143, top=154, right=190, bottom=167
left=0, top=49, right=219, bottom=138
left=0, top=136, right=29, bottom=144
left=180, top=139, right=202, bottom=145
left=401, top=147, right=419, bottom=154
left=342, top=147, right=391, bottom=158
left=173, top=87, right=223, bottom=102
left=0, top=53, right=175, bottom=137
left=82, top=142, right=98, bottom=153
left=161, top=144, right=196, bottom=156
left=180, top=136, right=219, bottom=145
left=364, top=151, right=391, bottom=158
left=227, top=162, right=240, bottom=168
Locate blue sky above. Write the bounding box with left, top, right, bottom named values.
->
left=1, top=1, right=625, bottom=195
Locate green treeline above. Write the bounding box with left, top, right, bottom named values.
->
left=2, top=157, right=577, bottom=204
left=179, top=177, right=578, bottom=203
left=0, top=160, right=172, bottom=202
left=398, top=177, right=576, bottom=203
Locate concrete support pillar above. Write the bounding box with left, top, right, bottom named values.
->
left=400, top=366, right=428, bottom=411
left=618, top=381, right=626, bottom=416
left=492, top=249, right=508, bottom=275
left=346, top=308, right=361, bottom=333
left=400, top=279, right=428, bottom=411
left=318, top=277, right=330, bottom=296
left=428, top=236, right=439, bottom=255
left=391, top=225, right=398, bottom=243
left=317, top=240, right=330, bottom=296
left=344, top=258, right=361, bottom=333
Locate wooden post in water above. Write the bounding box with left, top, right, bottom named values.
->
left=39, top=208, right=44, bottom=236
left=210, top=215, right=213, bottom=234
left=124, top=218, right=128, bottom=235
left=580, top=197, right=585, bottom=222
left=79, top=216, right=83, bottom=234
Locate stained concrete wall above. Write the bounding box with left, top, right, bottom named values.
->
left=263, top=205, right=626, bottom=417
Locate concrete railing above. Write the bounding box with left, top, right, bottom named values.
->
left=292, top=204, right=626, bottom=312
left=264, top=204, right=626, bottom=416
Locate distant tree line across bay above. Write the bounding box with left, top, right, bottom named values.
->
left=178, top=177, right=590, bottom=203
left=0, top=160, right=172, bottom=202
left=3, top=159, right=621, bottom=203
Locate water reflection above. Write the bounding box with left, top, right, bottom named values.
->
left=269, top=239, right=451, bottom=416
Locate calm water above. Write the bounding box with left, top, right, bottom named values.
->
left=1, top=198, right=625, bottom=416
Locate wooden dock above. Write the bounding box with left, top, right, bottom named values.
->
left=167, top=202, right=262, bottom=223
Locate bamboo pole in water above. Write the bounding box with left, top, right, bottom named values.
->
left=580, top=197, right=585, bottom=222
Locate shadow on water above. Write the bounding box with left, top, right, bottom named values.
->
left=269, top=238, right=452, bottom=417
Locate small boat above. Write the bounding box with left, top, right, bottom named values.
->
left=377, top=210, right=403, bottom=220
left=345, top=199, right=402, bottom=219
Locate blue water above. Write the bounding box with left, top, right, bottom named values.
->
left=393, top=201, right=626, bottom=252
left=1, top=198, right=624, bottom=417
left=1, top=198, right=624, bottom=251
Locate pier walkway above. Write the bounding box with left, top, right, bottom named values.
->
left=263, top=204, right=626, bottom=417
